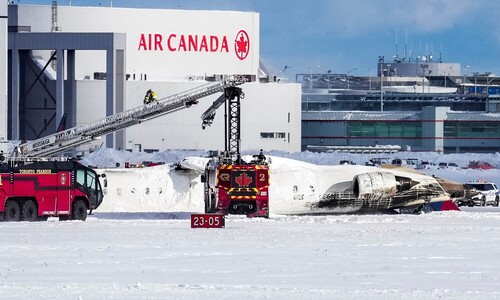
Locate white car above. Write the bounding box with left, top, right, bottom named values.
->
left=438, top=162, right=459, bottom=169
left=466, top=180, right=500, bottom=207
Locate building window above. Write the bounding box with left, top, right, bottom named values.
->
left=347, top=121, right=421, bottom=138
left=444, top=121, right=500, bottom=138
left=260, top=132, right=286, bottom=139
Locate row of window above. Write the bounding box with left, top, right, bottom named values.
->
left=444, top=122, right=500, bottom=138
left=260, top=132, right=286, bottom=139
left=348, top=122, right=422, bottom=138
left=306, top=121, right=500, bottom=139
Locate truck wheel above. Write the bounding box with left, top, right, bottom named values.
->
left=5, top=201, right=21, bottom=222
left=71, top=200, right=87, bottom=221
left=205, top=192, right=216, bottom=213
left=21, top=200, right=38, bottom=222
left=496, top=196, right=499, bottom=207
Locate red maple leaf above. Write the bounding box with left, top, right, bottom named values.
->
left=236, top=35, right=248, bottom=54
left=235, top=172, right=253, bottom=187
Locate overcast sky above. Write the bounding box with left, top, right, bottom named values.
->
left=18, top=0, right=500, bottom=78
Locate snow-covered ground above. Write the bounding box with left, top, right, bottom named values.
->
left=2, top=149, right=500, bottom=299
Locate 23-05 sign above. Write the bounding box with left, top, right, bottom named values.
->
left=191, top=214, right=225, bottom=228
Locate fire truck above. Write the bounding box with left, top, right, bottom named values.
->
left=0, top=160, right=105, bottom=221
left=2, top=77, right=246, bottom=221
left=200, top=86, right=270, bottom=218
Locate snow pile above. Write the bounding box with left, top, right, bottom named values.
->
left=98, top=164, right=204, bottom=213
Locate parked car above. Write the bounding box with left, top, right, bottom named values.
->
left=420, top=161, right=437, bottom=169
left=391, top=158, right=420, bottom=169
left=438, top=162, right=459, bottom=169
left=468, top=161, right=496, bottom=170
left=464, top=180, right=499, bottom=207
left=365, top=157, right=390, bottom=166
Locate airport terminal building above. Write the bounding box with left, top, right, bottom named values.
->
left=299, top=59, right=500, bottom=154
left=3, top=3, right=301, bottom=154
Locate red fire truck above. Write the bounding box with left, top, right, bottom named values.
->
left=0, top=160, right=105, bottom=221
left=200, top=86, right=270, bottom=218
left=202, top=155, right=270, bottom=217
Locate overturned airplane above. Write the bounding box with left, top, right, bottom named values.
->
left=180, top=155, right=465, bottom=215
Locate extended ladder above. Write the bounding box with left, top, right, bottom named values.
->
left=11, top=78, right=245, bottom=159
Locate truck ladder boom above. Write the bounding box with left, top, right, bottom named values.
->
left=13, top=78, right=244, bottom=158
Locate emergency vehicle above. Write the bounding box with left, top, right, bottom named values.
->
left=200, top=86, right=270, bottom=218
left=465, top=180, right=499, bottom=207
left=0, top=160, right=105, bottom=221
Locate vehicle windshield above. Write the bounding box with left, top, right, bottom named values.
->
left=75, top=166, right=104, bottom=209
left=468, top=183, right=495, bottom=191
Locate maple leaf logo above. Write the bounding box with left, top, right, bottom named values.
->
left=235, top=172, right=253, bottom=187
left=234, top=30, right=250, bottom=61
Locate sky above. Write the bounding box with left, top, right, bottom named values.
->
left=13, top=0, right=500, bottom=79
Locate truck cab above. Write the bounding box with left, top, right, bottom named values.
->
left=202, top=153, right=270, bottom=218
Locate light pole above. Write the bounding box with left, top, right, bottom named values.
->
left=420, top=64, right=428, bottom=93
left=325, top=69, right=333, bottom=91
left=347, top=68, right=357, bottom=89
left=281, top=65, right=291, bottom=82
left=368, top=68, right=372, bottom=91
left=378, top=56, right=385, bottom=111
left=473, top=72, right=479, bottom=95
left=309, top=65, right=320, bottom=92
left=486, top=72, right=493, bottom=96
left=380, top=68, right=386, bottom=111
left=486, top=72, right=493, bottom=112
left=462, top=65, right=470, bottom=94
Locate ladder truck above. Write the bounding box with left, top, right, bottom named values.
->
left=8, top=78, right=245, bottom=160
left=1, top=77, right=245, bottom=221
left=200, top=86, right=270, bottom=218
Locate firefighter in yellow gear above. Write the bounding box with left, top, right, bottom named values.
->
left=144, top=89, right=158, bottom=104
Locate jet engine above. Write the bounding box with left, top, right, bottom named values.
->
left=353, top=172, right=418, bottom=201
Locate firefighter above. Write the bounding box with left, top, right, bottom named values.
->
left=143, top=89, right=157, bottom=104
left=257, top=149, right=266, bottom=163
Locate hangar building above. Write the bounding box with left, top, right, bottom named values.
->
left=3, top=3, right=301, bottom=154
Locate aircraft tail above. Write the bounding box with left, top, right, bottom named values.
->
left=57, top=113, right=67, bottom=132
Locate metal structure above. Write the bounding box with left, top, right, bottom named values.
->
left=201, top=86, right=244, bottom=163
left=10, top=78, right=245, bottom=160
left=201, top=86, right=270, bottom=218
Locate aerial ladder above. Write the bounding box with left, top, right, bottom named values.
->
left=8, top=77, right=245, bottom=161
left=200, top=86, right=270, bottom=218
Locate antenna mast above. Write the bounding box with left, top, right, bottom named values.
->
left=51, top=1, right=61, bottom=32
